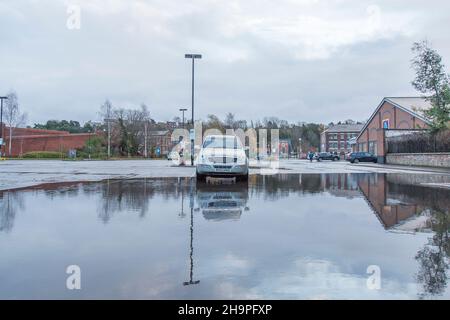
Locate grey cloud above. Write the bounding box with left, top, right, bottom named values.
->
left=0, top=0, right=450, bottom=125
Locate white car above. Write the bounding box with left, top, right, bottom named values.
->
left=196, top=135, right=249, bottom=181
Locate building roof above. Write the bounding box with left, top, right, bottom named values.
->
left=357, top=97, right=432, bottom=140
left=323, top=123, right=364, bottom=133
left=385, top=97, right=432, bottom=116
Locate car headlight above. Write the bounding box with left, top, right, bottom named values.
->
left=198, top=154, right=206, bottom=163
left=236, top=156, right=247, bottom=165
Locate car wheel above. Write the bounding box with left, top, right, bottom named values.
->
left=237, top=173, right=249, bottom=182
left=354, top=159, right=359, bottom=164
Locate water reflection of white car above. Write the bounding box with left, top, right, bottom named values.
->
left=196, top=184, right=249, bottom=221
left=196, top=135, right=249, bottom=181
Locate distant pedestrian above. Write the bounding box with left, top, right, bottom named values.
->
left=178, top=139, right=186, bottom=166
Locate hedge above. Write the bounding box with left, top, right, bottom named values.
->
left=22, top=151, right=65, bottom=159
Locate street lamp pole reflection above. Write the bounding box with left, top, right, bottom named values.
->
left=183, top=178, right=200, bottom=286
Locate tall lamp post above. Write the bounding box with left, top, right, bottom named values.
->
left=179, top=108, right=187, bottom=129
left=298, top=138, right=302, bottom=159
left=0, top=96, right=8, bottom=158
left=184, top=54, right=202, bottom=166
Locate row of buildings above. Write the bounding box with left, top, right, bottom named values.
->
left=320, top=97, right=431, bottom=163
left=1, top=96, right=432, bottom=160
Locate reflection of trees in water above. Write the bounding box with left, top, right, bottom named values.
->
left=42, top=185, right=81, bottom=199
left=96, top=178, right=192, bottom=223
left=0, top=191, right=25, bottom=233
left=382, top=181, right=450, bottom=297
left=416, top=208, right=450, bottom=298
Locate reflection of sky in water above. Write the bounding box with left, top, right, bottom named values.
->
left=0, top=173, right=449, bottom=299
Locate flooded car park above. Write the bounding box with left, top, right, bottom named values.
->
left=0, top=173, right=449, bottom=299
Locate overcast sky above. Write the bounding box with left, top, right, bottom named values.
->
left=1, top=0, right=450, bottom=125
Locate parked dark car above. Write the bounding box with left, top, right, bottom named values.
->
left=315, top=152, right=340, bottom=161
left=347, top=152, right=377, bottom=163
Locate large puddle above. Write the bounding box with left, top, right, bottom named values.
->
left=1, top=173, right=450, bottom=299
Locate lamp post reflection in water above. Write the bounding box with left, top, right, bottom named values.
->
left=183, top=178, right=200, bottom=286
left=178, top=178, right=186, bottom=218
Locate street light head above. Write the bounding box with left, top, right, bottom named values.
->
left=0, top=97, right=8, bottom=100
left=185, top=54, right=202, bottom=59
left=179, top=108, right=188, bottom=112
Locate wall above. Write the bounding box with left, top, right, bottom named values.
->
left=1, top=125, right=69, bottom=136
left=1, top=126, right=97, bottom=157
left=386, top=153, right=450, bottom=168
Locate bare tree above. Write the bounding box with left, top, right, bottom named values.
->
left=113, top=104, right=151, bottom=156
left=224, top=112, right=236, bottom=129
left=4, top=92, right=27, bottom=156
left=99, top=99, right=113, bottom=157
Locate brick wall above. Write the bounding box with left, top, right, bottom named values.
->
left=1, top=125, right=96, bottom=157
left=386, top=153, right=450, bottom=168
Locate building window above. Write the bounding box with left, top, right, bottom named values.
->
left=382, top=119, right=389, bottom=129
left=329, top=142, right=338, bottom=149
left=360, top=143, right=366, bottom=152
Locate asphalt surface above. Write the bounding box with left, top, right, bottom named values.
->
left=1, top=158, right=449, bottom=191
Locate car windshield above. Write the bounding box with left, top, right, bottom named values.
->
left=202, top=136, right=242, bottom=149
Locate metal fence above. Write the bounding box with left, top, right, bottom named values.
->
left=386, top=129, right=450, bottom=153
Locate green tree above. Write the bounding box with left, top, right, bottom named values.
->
left=33, top=120, right=92, bottom=133
left=81, top=136, right=107, bottom=159
left=411, top=41, right=450, bottom=132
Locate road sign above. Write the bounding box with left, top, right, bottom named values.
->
left=0, top=138, right=3, bottom=145
left=189, top=129, right=195, bottom=140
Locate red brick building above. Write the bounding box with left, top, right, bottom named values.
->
left=148, top=130, right=175, bottom=157
left=356, top=97, right=431, bottom=163
left=1, top=124, right=95, bottom=157
left=320, top=124, right=364, bottom=155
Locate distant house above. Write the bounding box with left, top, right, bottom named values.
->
left=148, top=130, right=175, bottom=157
left=320, top=124, right=364, bottom=155
left=355, top=97, right=431, bottom=163
left=279, top=139, right=292, bottom=158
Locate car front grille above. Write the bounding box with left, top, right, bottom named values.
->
left=213, top=165, right=232, bottom=169
left=208, top=157, right=237, bottom=164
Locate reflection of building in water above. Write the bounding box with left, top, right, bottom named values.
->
left=249, top=173, right=364, bottom=200
left=357, top=174, right=450, bottom=232
left=358, top=174, right=424, bottom=231
left=196, top=182, right=249, bottom=221
left=322, top=173, right=361, bottom=199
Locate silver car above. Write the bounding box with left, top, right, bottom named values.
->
left=196, top=135, right=249, bottom=181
